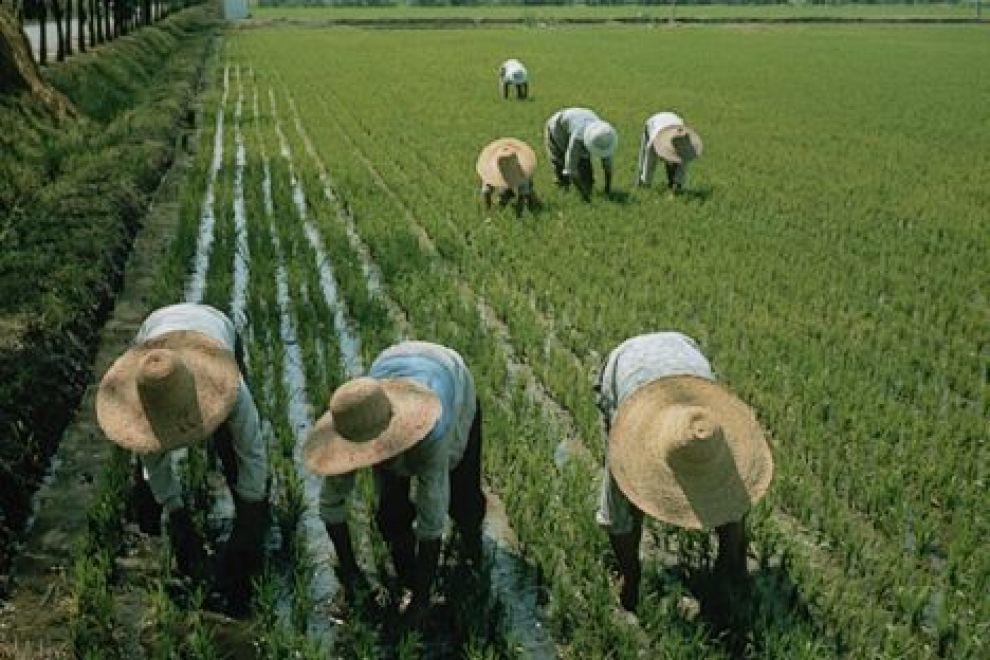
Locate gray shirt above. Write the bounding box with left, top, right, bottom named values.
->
left=319, top=342, right=477, bottom=540
left=136, top=304, right=268, bottom=511
left=595, top=332, right=714, bottom=534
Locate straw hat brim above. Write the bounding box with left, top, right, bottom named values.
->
left=608, top=376, right=773, bottom=530
left=96, top=330, right=240, bottom=454
left=304, top=379, right=442, bottom=476
left=476, top=138, right=537, bottom=189
left=651, top=126, right=703, bottom=164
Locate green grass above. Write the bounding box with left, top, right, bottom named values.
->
left=225, top=22, right=987, bottom=657
left=251, top=2, right=981, bottom=21
left=0, top=3, right=217, bottom=599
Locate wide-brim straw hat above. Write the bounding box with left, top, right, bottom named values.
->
left=477, top=138, right=537, bottom=191
left=304, top=377, right=442, bottom=476
left=583, top=120, right=618, bottom=159
left=608, top=376, right=772, bottom=530
left=96, top=330, right=240, bottom=454
left=652, top=125, right=703, bottom=164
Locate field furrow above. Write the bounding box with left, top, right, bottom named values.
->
left=186, top=64, right=230, bottom=305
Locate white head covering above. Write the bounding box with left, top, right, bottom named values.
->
left=584, top=120, right=617, bottom=159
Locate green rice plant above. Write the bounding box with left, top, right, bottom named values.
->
left=68, top=550, right=116, bottom=656
left=226, top=23, right=989, bottom=656
left=144, top=546, right=183, bottom=660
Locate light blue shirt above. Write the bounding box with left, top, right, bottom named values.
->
left=320, top=342, right=476, bottom=540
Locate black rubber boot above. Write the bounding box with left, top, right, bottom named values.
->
left=218, top=495, right=269, bottom=617
left=388, top=530, right=417, bottom=591
left=168, top=507, right=207, bottom=582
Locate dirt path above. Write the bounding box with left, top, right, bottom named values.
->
left=0, top=56, right=206, bottom=651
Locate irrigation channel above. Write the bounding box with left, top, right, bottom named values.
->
left=167, top=57, right=559, bottom=653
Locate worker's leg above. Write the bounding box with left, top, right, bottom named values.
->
left=545, top=116, right=566, bottom=185
left=714, top=518, right=749, bottom=581
left=129, top=457, right=162, bottom=535
left=608, top=516, right=643, bottom=613
left=449, top=400, right=485, bottom=563
left=374, top=468, right=417, bottom=588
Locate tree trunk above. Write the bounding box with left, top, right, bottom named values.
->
left=65, top=0, right=71, bottom=57
left=89, top=0, right=103, bottom=46
left=52, top=0, right=63, bottom=62
left=0, top=5, right=76, bottom=119
left=102, top=0, right=108, bottom=40
left=76, top=0, right=84, bottom=52
left=38, top=0, right=47, bottom=64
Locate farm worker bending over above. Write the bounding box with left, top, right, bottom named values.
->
left=637, top=112, right=703, bottom=193
left=595, top=332, right=773, bottom=613
left=95, top=303, right=268, bottom=617
left=498, top=58, right=529, bottom=99
left=545, top=107, right=617, bottom=202
left=476, top=137, right=539, bottom=217
left=306, top=341, right=483, bottom=627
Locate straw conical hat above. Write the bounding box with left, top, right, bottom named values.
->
left=304, top=377, right=442, bottom=476
left=96, top=331, right=240, bottom=454
left=477, top=138, right=537, bottom=191
left=608, top=376, right=772, bottom=530
left=652, top=125, right=703, bottom=164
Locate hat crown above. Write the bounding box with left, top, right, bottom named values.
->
left=136, top=349, right=203, bottom=451
left=331, top=377, right=393, bottom=443
left=671, top=130, right=698, bottom=161
left=496, top=149, right=527, bottom=189
left=662, top=406, right=727, bottom=473
left=584, top=121, right=617, bottom=157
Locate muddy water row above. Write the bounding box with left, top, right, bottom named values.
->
left=186, top=65, right=229, bottom=304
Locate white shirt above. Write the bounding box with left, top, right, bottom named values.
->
left=637, top=112, right=689, bottom=187
left=137, top=304, right=267, bottom=511
left=546, top=107, right=615, bottom=178
left=320, top=342, right=477, bottom=540
left=499, top=59, right=528, bottom=84
left=595, top=333, right=714, bottom=534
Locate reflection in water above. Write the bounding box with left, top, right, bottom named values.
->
left=483, top=492, right=558, bottom=659
left=187, top=66, right=230, bottom=304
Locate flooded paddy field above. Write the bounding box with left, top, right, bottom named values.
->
left=2, top=11, right=986, bottom=658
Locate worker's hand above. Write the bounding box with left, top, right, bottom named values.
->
left=399, top=592, right=430, bottom=630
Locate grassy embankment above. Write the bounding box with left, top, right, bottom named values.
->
left=229, top=24, right=987, bottom=658
left=0, top=4, right=218, bottom=594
